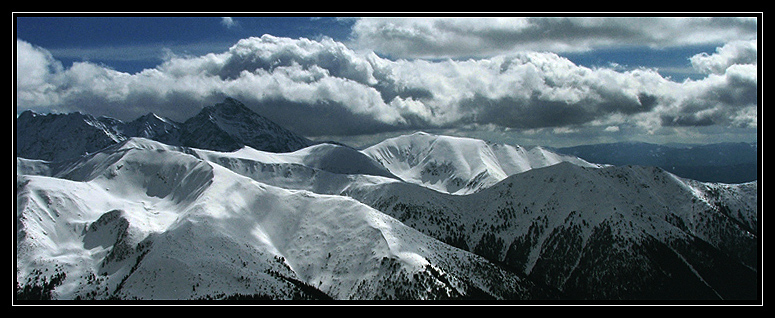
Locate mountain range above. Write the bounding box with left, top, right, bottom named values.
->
left=15, top=98, right=760, bottom=302
left=556, top=141, right=758, bottom=184
left=16, top=97, right=313, bottom=162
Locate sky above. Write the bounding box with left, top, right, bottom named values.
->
left=15, top=14, right=760, bottom=148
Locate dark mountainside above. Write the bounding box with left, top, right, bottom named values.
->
left=16, top=97, right=313, bottom=162
left=179, top=98, right=313, bottom=153
left=345, top=162, right=758, bottom=300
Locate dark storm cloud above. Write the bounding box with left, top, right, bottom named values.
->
left=660, top=63, right=757, bottom=129
left=240, top=98, right=410, bottom=136
left=462, top=89, right=659, bottom=129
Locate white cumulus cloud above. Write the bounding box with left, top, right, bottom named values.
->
left=690, top=39, right=758, bottom=75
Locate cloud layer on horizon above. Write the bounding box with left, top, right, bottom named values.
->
left=16, top=17, right=758, bottom=141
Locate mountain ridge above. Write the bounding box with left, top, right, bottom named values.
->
left=555, top=141, right=758, bottom=183
left=16, top=110, right=126, bottom=162
left=16, top=98, right=314, bottom=162
left=362, top=131, right=602, bottom=195
left=343, top=161, right=758, bottom=300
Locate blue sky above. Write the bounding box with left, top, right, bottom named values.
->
left=15, top=14, right=759, bottom=148
left=16, top=16, right=356, bottom=74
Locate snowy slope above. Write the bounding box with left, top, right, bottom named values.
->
left=16, top=138, right=555, bottom=300
left=362, top=132, right=601, bottom=194
left=197, top=142, right=397, bottom=180
left=191, top=142, right=402, bottom=197
left=346, top=162, right=758, bottom=300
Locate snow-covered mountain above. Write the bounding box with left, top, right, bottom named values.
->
left=16, top=98, right=313, bottom=162
left=15, top=108, right=760, bottom=302
left=344, top=162, right=758, bottom=300
left=16, top=138, right=557, bottom=301
left=362, top=132, right=602, bottom=194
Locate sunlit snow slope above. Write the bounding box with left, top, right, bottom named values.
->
left=362, top=132, right=601, bottom=194
left=16, top=138, right=555, bottom=300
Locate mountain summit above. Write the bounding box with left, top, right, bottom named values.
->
left=122, top=112, right=182, bottom=146
left=180, top=98, right=312, bottom=153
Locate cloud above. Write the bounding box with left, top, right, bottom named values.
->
left=653, top=40, right=758, bottom=129
left=15, top=33, right=758, bottom=138
left=657, top=63, right=757, bottom=128
left=15, top=36, right=409, bottom=135
left=221, top=17, right=237, bottom=28
left=16, top=39, right=64, bottom=108
left=690, top=39, right=758, bottom=75
left=349, top=17, right=758, bottom=59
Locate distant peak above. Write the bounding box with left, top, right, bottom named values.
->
left=17, top=110, right=38, bottom=119
left=395, top=131, right=435, bottom=140
left=136, top=112, right=160, bottom=121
